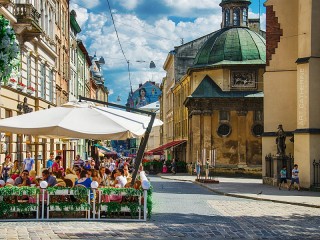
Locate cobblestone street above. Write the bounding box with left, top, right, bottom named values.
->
left=0, top=176, right=319, bottom=239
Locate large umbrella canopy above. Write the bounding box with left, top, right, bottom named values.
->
left=0, top=101, right=162, bottom=140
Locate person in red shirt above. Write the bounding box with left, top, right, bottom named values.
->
left=52, top=156, right=64, bottom=175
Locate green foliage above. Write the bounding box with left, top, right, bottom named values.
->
left=48, top=202, right=91, bottom=212
left=100, top=187, right=142, bottom=196
left=146, top=186, right=153, bottom=219
left=0, top=15, right=19, bottom=82
left=0, top=186, right=39, bottom=196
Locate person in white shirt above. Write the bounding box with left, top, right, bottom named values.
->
left=115, top=169, right=127, bottom=188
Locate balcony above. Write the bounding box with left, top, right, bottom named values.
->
left=0, top=0, right=14, bottom=6
left=13, top=3, right=42, bottom=42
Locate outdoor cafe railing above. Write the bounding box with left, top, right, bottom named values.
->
left=0, top=173, right=152, bottom=221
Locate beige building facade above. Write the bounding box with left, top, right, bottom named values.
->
left=263, top=0, right=320, bottom=188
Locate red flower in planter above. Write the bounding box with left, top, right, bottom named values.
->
left=27, top=86, right=35, bottom=91
left=17, top=82, right=26, bottom=87
left=9, top=78, right=17, bottom=83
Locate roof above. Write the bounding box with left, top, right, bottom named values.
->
left=194, top=27, right=266, bottom=67
left=220, top=0, right=251, bottom=4
left=188, top=75, right=263, bottom=99
left=139, top=101, right=160, bottom=111
left=145, top=140, right=187, bottom=155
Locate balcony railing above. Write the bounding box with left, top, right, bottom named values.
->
left=0, top=0, right=14, bottom=6
left=14, top=3, right=42, bottom=39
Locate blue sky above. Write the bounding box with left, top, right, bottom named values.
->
left=70, top=0, right=266, bottom=105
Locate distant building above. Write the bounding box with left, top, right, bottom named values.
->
left=126, top=81, right=161, bottom=109
left=160, top=0, right=266, bottom=167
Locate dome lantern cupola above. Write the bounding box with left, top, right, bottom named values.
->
left=220, top=0, right=251, bottom=28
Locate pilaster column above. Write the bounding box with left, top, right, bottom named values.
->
left=237, top=110, right=247, bottom=167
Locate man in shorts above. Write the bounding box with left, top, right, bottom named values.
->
left=288, top=164, right=300, bottom=191
left=279, top=166, right=287, bottom=190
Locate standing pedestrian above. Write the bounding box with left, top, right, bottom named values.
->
left=46, top=153, right=54, bottom=171
left=171, top=159, right=176, bottom=175
left=195, top=160, right=201, bottom=179
left=23, top=151, right=34, bottom=172
left=288, top=164, right=300, bottom=191
left=279, top=166, right=287, bottom=190
left=205, top=158, right=210, bottom=179
left=1, top=155, right=13, bottom=182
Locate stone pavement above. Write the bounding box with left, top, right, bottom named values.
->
left=158, top=174, right=320, bottom=208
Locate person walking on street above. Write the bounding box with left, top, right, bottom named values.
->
left=279, top=166, right=287, bottom=190
left=171, top=159, right=176, bottom=175
left=288, top=164, right=300, bottom=191
left=195, top=160, right=201, bottom=179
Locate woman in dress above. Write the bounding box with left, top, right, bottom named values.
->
left=1, top=155, right=13, bottom=182
left=9, top=160, right=20, bottom=180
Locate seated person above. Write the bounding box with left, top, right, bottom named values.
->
left=54, top=170, right=66, bottom=187
left=64, top=168, right=77, bottom=186
left=29, top=170, right=39, bottom=186
left=114, top=169, right=127, bottom=188
left=92, top=169, right=101, bottom=185
left=15, top=170, right=31, bottom=187
left=83, top=160, right=92, bottom=170
left=75, top=170, right=92, bottom=188
left=42, top=169, right=57, bottom=187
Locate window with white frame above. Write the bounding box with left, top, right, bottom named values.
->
left=40, top=64, right=46, bottom=98
left=49, top=70, right=53, bottom=101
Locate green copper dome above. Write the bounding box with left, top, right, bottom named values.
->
left=194, top=28, right=266, bottom=66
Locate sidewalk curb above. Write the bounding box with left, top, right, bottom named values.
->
left=159, top=175, right=320, bottom=209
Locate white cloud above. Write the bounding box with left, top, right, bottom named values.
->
left=108, top=89, right=114, bottom=95
left=249, top=12, right=266, bottom=31
left=163, top=0, right=221, bottom=12
left=70, top=3, right=89, bottom=28
left=117, top=0, right=142, bottom=10
left=76, top=2, right=266, bottom=104
left=72, top=0, right=100, bottom=9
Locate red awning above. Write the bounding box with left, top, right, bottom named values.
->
left=145, top=140, right=187, bottom=155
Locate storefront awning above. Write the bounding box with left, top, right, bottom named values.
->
left=145, top=140, right=187, bottom=155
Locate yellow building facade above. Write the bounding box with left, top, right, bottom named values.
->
left=263, top=0, right=320, bottom=188
left=161, top=0, right=266, bottom=167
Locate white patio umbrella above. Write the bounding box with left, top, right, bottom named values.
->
left=0, top=101, right=163, bottom=140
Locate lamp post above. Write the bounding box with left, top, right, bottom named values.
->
left=40, top=180, right=48, bottom=219
left=91, top=181, right=99, bottom=219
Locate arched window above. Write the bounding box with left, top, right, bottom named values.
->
left=225, top=9, right=230, bottom=27
left=233, top=8, right=240, bottom=26
left=243, top=8, right=248, bottom=26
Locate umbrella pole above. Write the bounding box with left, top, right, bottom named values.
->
left=130, top=113, right=156, bottom=187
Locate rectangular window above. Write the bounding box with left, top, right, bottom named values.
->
left=27, top=56, right=31, bottom=87
left=254, top=110, right=263, bottom=122
left=219, top=111, right=230, bottom=122
left=49, top=70, right=53, bottom=101
left=40, top=64, right=46, bottom=98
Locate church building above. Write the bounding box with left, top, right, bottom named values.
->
left=160, top=0, right=266, bottom=168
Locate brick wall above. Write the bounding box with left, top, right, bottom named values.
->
left=266, top=5, right=283, bottom=66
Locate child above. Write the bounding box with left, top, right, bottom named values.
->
left=279, top=166, right=287, bottom=190
left=162, top=163, right=167, bottom=173
left=288, top=164, right=301, bottom=191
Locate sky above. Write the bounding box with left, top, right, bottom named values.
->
left=69, top=0, right=266, bottom=105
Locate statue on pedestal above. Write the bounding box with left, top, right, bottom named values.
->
left=276, top=124, right=286, bottom=156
